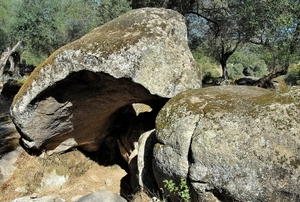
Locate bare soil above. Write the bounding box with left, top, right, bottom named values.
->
left=0, top=148, right=129, bottom=202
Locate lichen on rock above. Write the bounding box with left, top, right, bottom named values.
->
left=154, top=86, right=300, bottom=202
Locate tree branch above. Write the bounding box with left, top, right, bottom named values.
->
left=187, top=11, right=219, bottom=26
left=0, top=41, right=22, bottom=80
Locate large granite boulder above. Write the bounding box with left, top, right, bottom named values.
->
left=10, top=8, right=201, bottom=155
left=153, top=86, right=300, bottom=202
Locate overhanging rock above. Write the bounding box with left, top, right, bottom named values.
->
left=10, top=8, right=201, bottom=154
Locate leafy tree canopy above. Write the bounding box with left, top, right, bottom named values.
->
left=1, top=0, right=131, bottom=65
left=193, top=49, right=221, bottom=84
left=285, top=63, right=300, bottom=85
left=228, top=45, right=268, bottom=79
left=1, top=0, right=300, bottom=86
left=166, top=0, right=300, bottom=86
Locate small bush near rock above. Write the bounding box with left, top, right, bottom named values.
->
left=163, top=178, right=190, bottom=202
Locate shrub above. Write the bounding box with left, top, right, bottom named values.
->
left=285, top=63, right=300, bottom=85
left=193, top=50, right=221, bottom=84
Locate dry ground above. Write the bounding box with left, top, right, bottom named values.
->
left=0, top=149, right=129, bottom=202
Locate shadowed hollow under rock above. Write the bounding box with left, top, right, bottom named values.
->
left=15, top=70, right=166, bottom=153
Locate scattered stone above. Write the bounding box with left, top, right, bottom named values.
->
left=71, top=195, right=83, bottom=202
left=14, top=186, right=27, bottom=194
left=89, top=174, right=100, bottom=182
left=0, top=146, right=22, bottom=183
left=105, top=178, right=113, bottom=187
left=11, top=195, right=66, bottom=202
left=40, top=170, right=69, bottom=191
left=150, top=197, right=161, bottom=202
left=30, top=193, right=38, bottom=198
left=76, top=190, right=126, bottom=202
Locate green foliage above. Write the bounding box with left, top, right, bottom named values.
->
left=245, top=0, right=300, bottom=74
left=131, top=0, right=163, bottom=9
left=1, top=0, right=300, bottom=82
left=1, top=0, right=132, bottom=65
left=0, top=0, right=20, bottom=51
left=184, top=0, right=300, bottom=80
left=0, top=29, right=8, bottom=52
left=58, top=0, right=101, bottom=44
left=228, top=63, right=244, bottom=79
left=163, top=178, right=191, bottom=202
left=163, top=179, right=178, bottom=193
left=193, top=50, right=221, bottom=84
left=21, top=50, right=47, bottom=67
left=97, top=0, right=131, bottom=24
left=228, top=46, right=268, bottom=79
left=285, top=63, right=300, bottom=85
left=9, top=0, right=62, bottom=55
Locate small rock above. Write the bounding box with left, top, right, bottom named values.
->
left=76, top=190, right=126, bottom=202
left=14, top=186, right=26, bottom=193
left=89, top=174, right=100, bottom=182
left=150, top=197, right=161, bottom=202
left=40, top=170, right=68, bottom=191
left=30, top=193, right=38, bottom=198
left=99, top=186, right=106, bottom=190
left=71, top=195, right=83, bottom=202
left=0, top=146, right=23, bottom=183
left=12, top=195, right=66, bottom=202
left=105, top=178, right=113, bottom=187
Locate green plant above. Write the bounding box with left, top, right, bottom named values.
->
left=193, top=50, right=221, bottom=84
left=284, top=63, right=300, bottom=85
left=163, top=178, right=191, bottom=202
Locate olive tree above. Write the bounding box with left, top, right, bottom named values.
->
left=162, top=0, right=300, bottom=87
left=247, top=0, right=300, bottom=87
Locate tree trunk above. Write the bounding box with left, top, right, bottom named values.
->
left=8, top=56, right=15, bottom=73
left=254, top=66, right=288, bottom=88
left=162, top=0, right=170, bottom=8
left=221, top=61, right=228, bottom=80
left=0, top=41, right=22, bottom=80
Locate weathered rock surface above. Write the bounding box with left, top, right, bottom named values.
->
left=0, top=111, right=20, bottom=157
left=12, top=195, right=66, bottom=202
left=10, top=8, right=201, bottom=156
left=76, top=190, right=127, bottom=202
left=0, top=146, right=22, bottom=183
left=153, top=86, right=300, bottom=202
left=0, top=94, right=21, bottom=182
left=137, top=129, right=158, bottom=193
